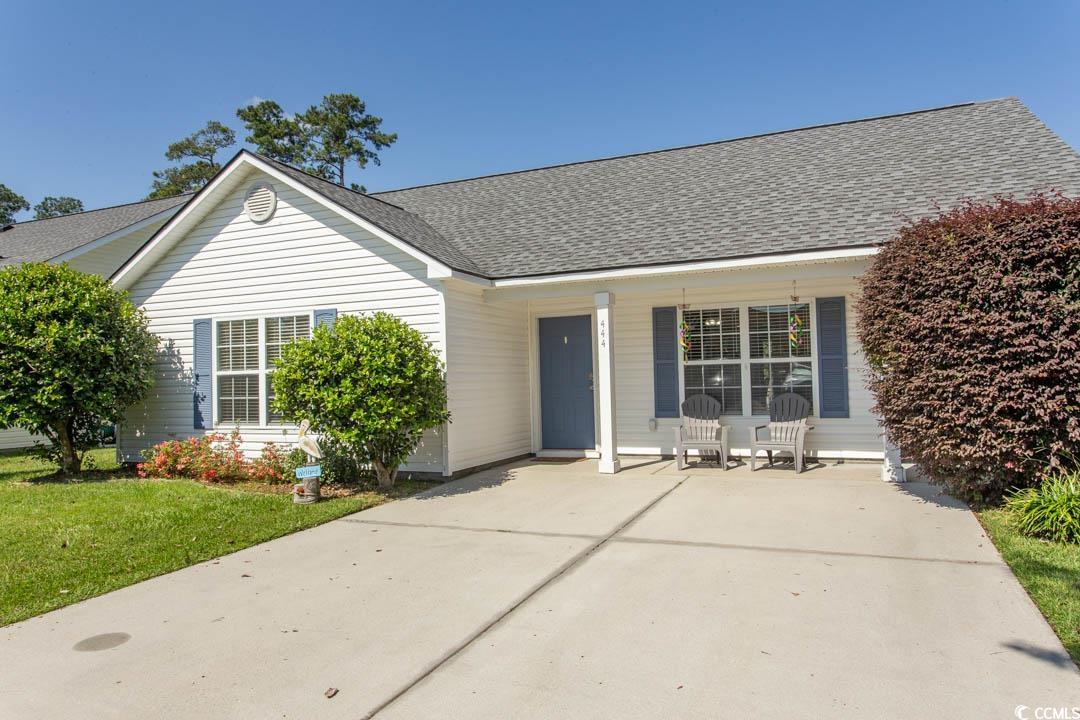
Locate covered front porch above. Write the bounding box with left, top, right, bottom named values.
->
left=452, top=253, right=887, bottom=477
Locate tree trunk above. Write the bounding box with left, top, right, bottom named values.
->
left=55, top=420, right=81, bottom=475
left=372, top=458, right=396, bottom=489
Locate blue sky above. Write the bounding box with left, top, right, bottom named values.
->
left=3, top=0, right=1078, bottom=219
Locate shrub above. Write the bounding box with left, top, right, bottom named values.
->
left=138, top=431, right=247, bottom=483
left=248, top=442, right=290, bottom=484
left=1005, top=471, right=1080, bottom=544
left=857, top=195, right=1080, bottom=502
left=138, top=432, right=370, bottom=487
left=0, top=263, right=157, bottom=474
left=271, top=313, right=449, bottom=488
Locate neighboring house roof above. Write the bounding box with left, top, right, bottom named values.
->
left=0, top=194, right=191, bottom=266
left=371, top=97, right=1080, bottom=279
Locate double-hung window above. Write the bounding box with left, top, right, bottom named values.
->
left=680, top=301, right=815, bottom=416
left=215, top=314, right=311, bottom=426
left=748, top=303, right=813, bottom=414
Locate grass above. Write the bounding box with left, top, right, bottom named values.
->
left=979, top=507, right=1080, bottom=664
left=0, top=447, right=435, bottom=626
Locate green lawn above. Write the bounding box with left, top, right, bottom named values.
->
left=979, top=508, right=1080, bottom=664
left=0, top=447, right=434, bottom=626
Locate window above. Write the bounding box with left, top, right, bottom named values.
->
left=216, top=319, right=259, bottom=424
left=682, top=306, right=742, bottom=415
left=748, top=303, right=812, bottom=414
left=265, top=315, right=310, bottom=423
left=680, top=301, right=815, bottom=417
left=684, top=364, right=742, bottom=415
left=682, top=307, right=740, bottom=361
left=215, top=314, right=311, bottom=425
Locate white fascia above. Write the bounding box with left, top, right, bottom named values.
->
left=489, top=247, right=879, bottom=288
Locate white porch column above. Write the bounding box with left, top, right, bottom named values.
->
left=594, top=292, right=620, bottom=474
left=882, top=434, right=906, bottom=483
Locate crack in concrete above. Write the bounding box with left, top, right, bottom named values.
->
left=613, top=535, right=1004, bottom=567
left=361, top=475, right=690, bottom=719
left=343, top=518, right=1003, bottom=568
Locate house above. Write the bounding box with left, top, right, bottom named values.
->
left=12, top=98, right=1080, bottom=476
left=0, top=195, right=189, bottom=450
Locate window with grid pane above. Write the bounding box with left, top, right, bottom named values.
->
left=684, top=364, right=742, bottom=415
left=682, top=307, right=742, bottom=415
left=748, top=303, right=812, bottom=414
left=265, top=315, right=311, bottom=423
left=683, top=307, right=740, bottom=361
left=216, top=319, right=260, bottom=424
left=217, top=319, right=258, bottom=371
left=218, top=374, right=260, bottom=424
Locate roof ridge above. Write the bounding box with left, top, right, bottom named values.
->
left=373, top=98, right=1016, bottom=195
left=7, top=192, right=193, bottom=228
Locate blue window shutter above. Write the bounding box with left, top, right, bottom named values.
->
left=192, top=318, right=212, bottom=429
left=652, top=306, right=680, bottom=418
left=314, top=308, right=338, bottom=328
left=816, top=297, right=849, bottom=418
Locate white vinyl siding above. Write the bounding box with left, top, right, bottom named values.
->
left=117, top=167, right=446, bottom=472
left=0, top=428, right=40, bottom=451
left=444, top=280, right=531, bottom=473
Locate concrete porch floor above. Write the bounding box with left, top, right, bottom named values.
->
left=3, top=455, right=1077, bottom=719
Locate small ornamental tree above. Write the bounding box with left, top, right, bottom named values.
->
left=857, top=194, right=1080, bottom=502
left=0, top=263, right=158, bottom=473
left=270, top=312, right=450, bottom=488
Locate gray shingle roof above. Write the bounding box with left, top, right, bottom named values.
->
left=373, top=98, right=1080, bottom=279
left=257, top=156, right=486, bottom=275
left=0, top=194, right=190, bottom=266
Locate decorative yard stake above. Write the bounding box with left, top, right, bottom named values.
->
left=293, top=420, right=324, bottom=504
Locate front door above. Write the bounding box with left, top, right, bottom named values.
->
left=539, top=315, right=596, bottom=449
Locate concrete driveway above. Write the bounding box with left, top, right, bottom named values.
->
left=3, top=458, right=1078, bottom=719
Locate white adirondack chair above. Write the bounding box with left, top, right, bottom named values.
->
left=674, top=394, right=731, bottom=471
left=749, top=392, right=813, bottom=473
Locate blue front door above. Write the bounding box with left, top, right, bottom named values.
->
left=539, top=315, right=595, bottom=449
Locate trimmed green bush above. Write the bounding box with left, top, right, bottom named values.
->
left=1005, top=471, right=1080, bottom=545
left=0, top=263, right=157, bottom=474
left=858, top=195, right=1080, bottom=502
left=270, top=312, right=449, bottom=488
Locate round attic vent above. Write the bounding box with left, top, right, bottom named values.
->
left=244, top=182, right=277, bottom=223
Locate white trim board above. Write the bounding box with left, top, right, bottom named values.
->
left=483, top=255, right=873, bottom=302
left=490, top=247, right=877, bottom=288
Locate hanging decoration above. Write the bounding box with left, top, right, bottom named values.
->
left=678, top=288, right=692, bottom=361
left=789, top=280, right=804, bottom=352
